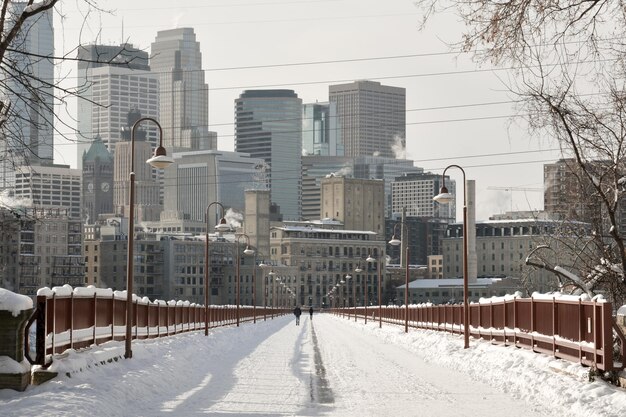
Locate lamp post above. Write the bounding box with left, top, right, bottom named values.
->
left=389, top=222, right=409, bottom=333
left=125, top=117, right=173, bottom=359
left=352, top=266, right=361, bottom=322
left=434, top=164, right=469, bottom=349
left=366, top=253, right=382, bottom=327
left=252, top=254, right=257, bottom=323
left=340, top=275, right=347, bottom=318
left=235, top=233, right=255, bottom=327
left=204, top=202, right=230, bottom=336
left=260, top=263, right=272, bottom=321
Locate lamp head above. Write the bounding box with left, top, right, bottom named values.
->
left=389, top=236, right=401, bottom=246
left=146, top=146, right=174, bottom=169
left=366, top=255, right=376, bottom=263
left=243, top=246, right=255, bottom=256
left=433, top=185, right=454, bottom=204
left=215, top=217, right=231, bottom=232
left=354, top=267, right=363, bottom=273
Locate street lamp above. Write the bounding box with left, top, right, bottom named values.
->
left=342, top=274, right=354, bottom=320
left=433, top=164, right=469, bottom=349
left=235, top=234, right=255, bottom=326
left=204, top=202, right=230, bottom=336
left=259, top=262, right=271, bottom=321
left=125, top=117, right=173, bottom=359
left=389, top=221, right=409, bottom=333
left=366, top=252, right=383, bottom=327
left=352, top=266, right=361, bottom=322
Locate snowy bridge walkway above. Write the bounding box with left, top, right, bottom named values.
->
left=2, top=313, right=625, bottom=416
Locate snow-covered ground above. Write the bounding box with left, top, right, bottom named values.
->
left=1, top=313, right=625, bottom=416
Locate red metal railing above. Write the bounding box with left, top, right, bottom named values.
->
left=332, top=296, right=625, bottom=373
left=24, top=287, right=288, bottom=368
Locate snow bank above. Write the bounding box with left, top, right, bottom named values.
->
left=0, top=288, right=32, bottom=316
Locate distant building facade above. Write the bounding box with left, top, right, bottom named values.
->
left=13, top=164, right=82, bottom=220
left=85, top=65, right=159, bottom=156
left=302, top=155, right=423, bottom=219
left=320, top=176, right=385, bottom=237
left=150, top=28, right=215, bottom=152
left=443, top=219, right=591, bottom=293
left=235, top=89, right=302, bottom=220
left=270, top=223, right=386, bottom=308
left=82, top=136, right=114, bottom=223
left=12, top=208, right=82, bottom=297
left=391, top=172, right=455, bottom=220
left=163, top=150, right=264, bottom=223
left=302, top=102, right=342, bottom=156
left=113, top=113, right=162, bottom=222
left=1, top=1, right=55, bottom=182
left=329, top=80, right=405, bottom=159
left=76, top=43, right=150, bottom=169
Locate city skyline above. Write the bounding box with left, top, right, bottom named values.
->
left=51, top=0, right=563, bottom=221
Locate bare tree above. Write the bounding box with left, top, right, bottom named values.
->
left=414, top=0, right=626, bottom=301
left=0, top=0, right=144, bottom=180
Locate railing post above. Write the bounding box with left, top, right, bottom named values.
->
left=69, top=292, right=74, bottom=351
left=578, top=298, right=582, bottom=362
left=92, top=292, right=97, bottom=345
left=111, top=293, right=115, bottom=341
left=552, top=296, right=557, bottom=358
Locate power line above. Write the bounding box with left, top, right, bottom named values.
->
left=112, top=154, right=560, bottom=192
left=53, top=99, right=518, bottom=140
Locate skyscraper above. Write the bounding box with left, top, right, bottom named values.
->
left=76, top=43, right=150, bottom=169
left=329, top=80, right=405, bottom=159
left=235, top=90, right=302, bottom=220
left=85, top=65, right=159, bottom=156
left=1, top=2, right=54, bottom=188
left=162, top=149, right=264, bottom=222
left=150, top=28, right=214, bottom=152
left=391, top=172, right=455, bottom=220
left=302, top=102, right=342, bottom=156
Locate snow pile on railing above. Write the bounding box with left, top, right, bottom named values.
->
left=476, top=291, right=606, bottom=304
left=36, top=285, right=202, bottom=308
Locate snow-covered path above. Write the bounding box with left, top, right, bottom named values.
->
left=2, top=312, right=625, bottom=416
left=313, top=315, right=545, bottom=416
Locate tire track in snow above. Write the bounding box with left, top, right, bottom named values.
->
left=309, top=320, right=334, bottom=405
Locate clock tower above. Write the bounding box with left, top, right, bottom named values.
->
left=82, top=136, right=114, bottom=223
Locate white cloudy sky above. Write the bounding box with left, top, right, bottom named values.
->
left=51, top=0, right=563, bottom=220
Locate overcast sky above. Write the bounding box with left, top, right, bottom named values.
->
left=52, top=0, right=563, bottom=221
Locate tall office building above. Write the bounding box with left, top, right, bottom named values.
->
left=1, top=2, right=54, bottom=188
left=329, top=80, right=405, bottom=159
left=85, top=65, right=159, bottom=157
left=76, top=43, right=150, bottom=169
left=391, top=172, right=455, bottom=220
left=235, top=90, right=302, bottom=220
left=150, top=28, right=214, bottom=152
left=162, top=149, right=264, bottom=222
left=302, top=102, right=342, bottom=156
left=13, top=164, right=82, bottom=219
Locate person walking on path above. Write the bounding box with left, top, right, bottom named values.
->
left=293, top=306, right=302, bottom=325
left=309, top=306, right=314, bottom=320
